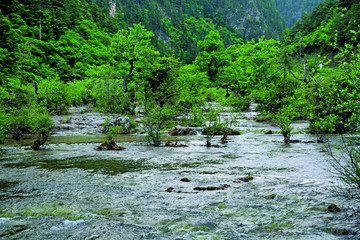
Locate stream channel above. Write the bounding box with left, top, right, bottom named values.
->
left=0, top=106, right=359, bottom=239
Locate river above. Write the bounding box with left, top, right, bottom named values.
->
left=0, top=107, right=358, bottom=239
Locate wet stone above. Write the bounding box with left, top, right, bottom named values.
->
left=96, top=140, right=126, bottom=151
left=168, top=127, right=195, bottom=136
left=233, top=176, right=254, bottom=183
left=268, top=194, right=277, bottom=199
left=194, top=184, right=230, bottom=191
left=165, top=141, right=188, bottom=147
left=328, top=203, right=341, bottom=212
left=180, top=178, right=190, bottom=182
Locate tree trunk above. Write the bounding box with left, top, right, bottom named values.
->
left=39, top=1, right=42, bottom=41
left=123, top=60, right=134, bottom=94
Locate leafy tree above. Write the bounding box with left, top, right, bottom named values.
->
left=30, top=110, right=54, bottom=150
left=111, top=24, right=159, bottom=102
left=86, top=64, right=132, bottom=114
left=195, top=31, right=226, bottom=82
left=270, top=101, right=301, bottom=143
left=176, top=64, right=209, bottom=109
left=37, top=76, right=71, bottom=114
left=0, top=110, right=9, bottom=145
left=309, top=45, right=360, bottom=134
left=7, top=107, right=32, bottom=140
left=141, top=102, right=176, bottom=146
left=141, top=55, right=180, bottom=107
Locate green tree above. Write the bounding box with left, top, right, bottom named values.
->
left=141, top=102, right=176, bottom=146
left=30, top=110, right=54, bottom=150
left=195, top=31, right=226, bottom=82
left=111, top=24, right=159, bottom=102
left=37, top=76, right=70, bottom=114
left=87, top=64, right=132, bottom=114
left=270, top=101, right=301, bottom=143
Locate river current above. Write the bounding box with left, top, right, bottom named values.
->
left=0, top=107, right=358, bottom=239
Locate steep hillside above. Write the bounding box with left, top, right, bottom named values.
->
left=274, top=0, right=326, bottom=28
left=289, top=0, right=360, bottom=52
left=88, top=0, right=286, bottom=62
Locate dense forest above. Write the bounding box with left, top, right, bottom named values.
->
left=0, top=0, right=359, bottom=146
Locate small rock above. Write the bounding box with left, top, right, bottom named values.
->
left=165, top=141, right=188, bottom=147
left=268, top=194, right=277, bottom=199
left=194, top=184, right=230, bottom=191
left=168, top=127, right=194, bottom=136
left=328, top=203, right=341, bottom=212
left=180, top=178, right=190, bottom=182
left=234, top=176, right=254, bottom=183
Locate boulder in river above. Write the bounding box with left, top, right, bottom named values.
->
left=168, top=127, right=196, bottom=136
left=96, top=140, right=126, bottom=151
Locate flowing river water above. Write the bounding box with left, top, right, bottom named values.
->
left=0, top=107, right=359, bottom=239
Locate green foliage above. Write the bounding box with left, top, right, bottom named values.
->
left=37, top=76, right=71, bottom=114
left=176, top=64, right=209, bottom=109
left=203, top=88, right=226, bottom=103
left=201, top=105, right=238, bottom=147
left=87, top=64, right=133, bottom=114
left=221, top=94, right=251, bottom=112
left=309, top=45, right=360, bottom=134
left=202, top=106, right=221, bottom=147
left=195, top=31, right=226, bottom=82
left=30, top=110, right=54, bottom=150
left=0, top=110, right=9, bottom=144
left=141, top=55, right=180, bottom=107
left=270, top=101, right=301, bottom=143
left=181, top=106, right=206, bottom=127
left=105, top=126, right=123, bottom=142
left=7, top=107, right=32, bottom=140
left=141, top=103, right=176, bottom=146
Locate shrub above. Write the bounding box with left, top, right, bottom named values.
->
left=326, top=136, right=360, bottom=230
left=142, top=103, right=176, bottom=146
left=181, top=106, right=206, bottom=127
left=30, top=111, right=54, bottom=150
left=270, top=102, right=300, bottom=143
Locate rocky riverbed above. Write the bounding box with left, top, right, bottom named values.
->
left=0, top=107, right=358, bottom=239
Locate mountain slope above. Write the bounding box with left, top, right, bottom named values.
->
left=87, top=0, right=286, bottom=62
left=274, top=0, right=326, bottom=28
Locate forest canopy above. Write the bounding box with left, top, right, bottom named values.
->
left=0, top=0, right=360, bottom=148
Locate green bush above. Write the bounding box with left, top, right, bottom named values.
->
left=30, top=111, right=54, bottom=150
left=0, top=110, right=9, bottom=144
left=37, top=77, right=71, bottom=114
left=7, top=108, right=32, bottom=140
left=181, top=106, right=206, bottom=127
left=270, top=101, right=300, bottom=143
left=222, top=94, right=251, bottom=112
left=142, top=103, right=176, bottom=146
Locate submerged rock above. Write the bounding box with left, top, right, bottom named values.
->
left=180, top=178, right=190, bottom=182
left=165, top=141, right=188, bottom=147
left=324, top=228, right=355, bottom=235
left=168, top=127, right=196, bottom=136
left=202, top=128, right=240, bottom=136
left=194, top=184, right=230, bottom=191
left=233, top=176, right=254, bottom=183
left=328, top=204, right=341, bottom=212
left=268, top=194, right=277, bottom=199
